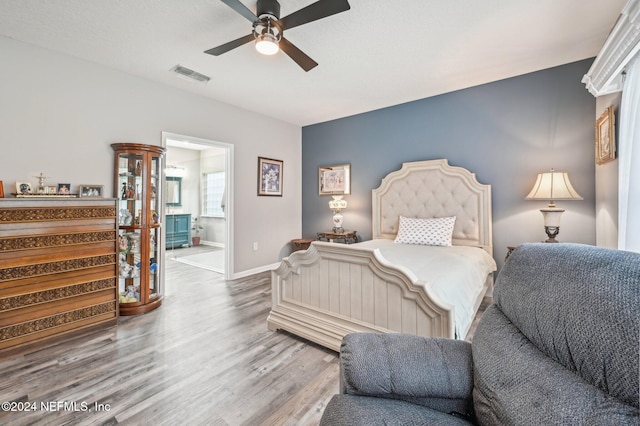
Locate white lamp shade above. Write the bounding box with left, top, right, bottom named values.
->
left=525, top=170, right=583, bottom=207
left=328, top=195, right=347, bottom=211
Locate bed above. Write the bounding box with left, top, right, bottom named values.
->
left=267, top=159, right=496, bottom=351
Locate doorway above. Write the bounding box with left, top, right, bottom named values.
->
left=161, top=132, right=233, bottom=280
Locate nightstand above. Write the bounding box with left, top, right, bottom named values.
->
left=317, top=230, right=358, bottom=244
left=291, top=238, right=314, bottom=251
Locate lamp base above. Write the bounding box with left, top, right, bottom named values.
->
left=544, top=225, right=560, bottom=243
left=332, top=226, right=344, bottom=233
left=332, top=212, right=344, bottom=232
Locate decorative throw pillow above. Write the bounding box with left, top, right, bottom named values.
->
left=394, top=216, right=456, bottom=246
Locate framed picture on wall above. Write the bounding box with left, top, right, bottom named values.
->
left=318, top=164, right=351, bottom=195
left=258, top=157, right=283, bottom=196
left=595, top=105, right=616, bottom=165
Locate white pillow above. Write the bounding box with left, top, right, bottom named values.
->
left=394, top=216, right=456, bottom=246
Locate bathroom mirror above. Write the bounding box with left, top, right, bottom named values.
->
left=166, top=177, right=182, bottom=206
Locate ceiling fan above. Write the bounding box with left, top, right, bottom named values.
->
left=205, top=0, right=351, bottom=72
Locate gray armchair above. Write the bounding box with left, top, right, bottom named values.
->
left=320, top=243, right=640, bottom=425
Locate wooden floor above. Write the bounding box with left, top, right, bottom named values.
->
left=0, top=247, right=490, bottom=426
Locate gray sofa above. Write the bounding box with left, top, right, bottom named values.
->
left=320, top=243, right=640, bottom=425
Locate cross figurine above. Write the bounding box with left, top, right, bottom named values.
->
left=33, top=173, right=49, bottom=194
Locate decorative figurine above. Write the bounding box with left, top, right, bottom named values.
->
left=33, top=172, right=48, bottom=194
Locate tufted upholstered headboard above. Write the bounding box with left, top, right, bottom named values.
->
left=372, top=159, right=492, bottom=254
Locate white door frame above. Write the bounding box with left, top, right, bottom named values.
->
left=161, top=131, right=233, bottom=280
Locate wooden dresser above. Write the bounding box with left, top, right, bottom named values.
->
left=0, top=199, right=119, bottom=356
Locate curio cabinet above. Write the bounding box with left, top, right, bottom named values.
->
left=112, top=143, right=166, bottom=315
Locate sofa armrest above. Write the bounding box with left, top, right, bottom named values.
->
left=340, top=333, right=473, bottom=401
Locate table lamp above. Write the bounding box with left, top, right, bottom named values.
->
left=328, top=195, right=347, bottom=232
left=525, top=169, right=583, bottom=242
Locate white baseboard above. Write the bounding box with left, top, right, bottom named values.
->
left=231, top=262, right=280, bottom=280
left=191, top=242, right=273, bottom=280
left=201, top=241, right=224, bottom=249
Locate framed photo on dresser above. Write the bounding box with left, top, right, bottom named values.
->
left=57, top=183, right=71, bottom=195
left=79, top=185, right=104, bottom=198
left=16, top=181, right=32, bottom=195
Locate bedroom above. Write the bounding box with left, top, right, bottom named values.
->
left=0, top=0, right=638, bottom=424
left=0, top=1, right=633, bottom=277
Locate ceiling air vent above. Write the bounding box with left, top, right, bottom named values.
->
left=170, top=65, right=210, bottom=84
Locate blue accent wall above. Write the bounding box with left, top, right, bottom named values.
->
left=302, top=59, right=596, bottom=269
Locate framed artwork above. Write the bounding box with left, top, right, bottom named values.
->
left=57, top=183, right=71, bottom=195
left=79, top=185, right=104, bottom=198
left=45, top=185, right=57, bottom=194
left=258, top=157, right=283, bottom=196
left=16, top=181, right=32, bottom=195
left=318, top=164, right=351, bottom=195
left=595, top=105, right=616, bottom=165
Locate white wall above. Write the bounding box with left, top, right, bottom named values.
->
left=165, top=146, right=201, bottom=217
left=0, top=36, right=302, bottom=276
left=595, top=93, right=621, bottom=248
left=200, top=150, right=226, bottom=246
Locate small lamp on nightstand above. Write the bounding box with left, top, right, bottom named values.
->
left=328, top=195, right=347, bottom=232
left=525, top=169, right=583, bottom=242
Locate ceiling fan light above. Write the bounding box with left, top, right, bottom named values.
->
left=255, top=33, right=279, bottom=55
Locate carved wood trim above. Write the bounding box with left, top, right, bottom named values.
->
left=0, top=231, right=116, bottom=252
left=0, top=278, right=116, bottom=310
left=0, top=301, right=117, bottom=342
left=0, top=255, right=116, bottom=282
left=0, top=207, right=116, bottom=223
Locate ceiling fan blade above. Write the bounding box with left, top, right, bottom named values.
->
left=204, top=34, right=254, bottom=56
left=279, top=0, right=350, bottom=30
left=279, top=37, right=318, bottom=72
left=220, top=0, right=257, bottom=22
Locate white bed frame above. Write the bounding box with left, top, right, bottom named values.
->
left=267, top=159, right=493, bottom=351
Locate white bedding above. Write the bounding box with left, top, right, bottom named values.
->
left=354, top=239, right=497, bottom=338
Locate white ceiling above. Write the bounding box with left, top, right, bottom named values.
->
left=0, top=0, right=626, bottom=126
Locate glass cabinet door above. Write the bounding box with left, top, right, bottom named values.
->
left=118, top=229, right=142, bottom=303
left=148, top=153, right=162, bottom=303
left=117, top=153, right=143, bottom=305
left=113, top=143, right=166, bottom=316
left=118, top=153, right=144, bottom=225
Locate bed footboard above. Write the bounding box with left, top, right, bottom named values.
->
left=267, top=241, right=455, bottom=352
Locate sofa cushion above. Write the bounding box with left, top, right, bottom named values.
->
left=471, top=243, right=640, bottom=424
left=320, top=394, right=473, bottom=426
left=492, top=243, right=639, bottom=409
left=341, top=334, right=473, bottom=400
left=472, top=305, right=639, bottom=425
